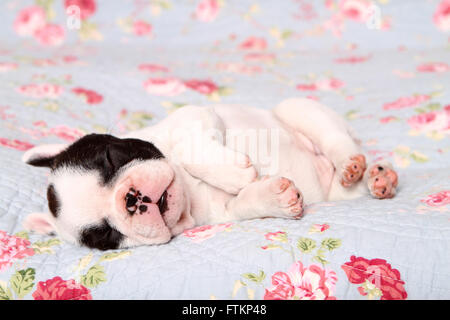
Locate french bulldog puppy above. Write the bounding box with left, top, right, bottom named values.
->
left=22, top=98, right=398, bottom=250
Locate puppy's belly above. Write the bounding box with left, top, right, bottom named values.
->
left=214, top=105, right=334, bottom=203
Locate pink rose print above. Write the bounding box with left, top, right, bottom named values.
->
left=143, top=78, right=186, bottom=96
left=244, top=53, right=276, bottom=63
left=71, top=87, right=103, bottom=104
left=65, top=0, right=97, bottom=20
left=0, top=230, right=35, bottom=272
left=184, top=79, right=218, bottom=95
left=316, top=77, right=345, bottom=91
left=0, top=138, right=34, bottom=151
left=341, top=256, right=407, bottom=300
left=310, top=223, right=330, bottom=233
left=407, top=109, right=450, bottom=134
left=17, top=83, right=64, bottom=99
left=216, top=62, right=262, bottom=75
left=32, top=276, right=92, bottom=300
left=383, top=94, right=431, bottom=110
left=417, top=62, right=450, bottom=73
left=264, top=261, right=337, bottom=300
left=434, top=0, right=450, bottom=32
left=183, top=223, right=232, bottom=243
left=0, top=62, right=18, bottom=72
left=421, top=191, right=450, bottom=207
left=297, top=78, right=344, bottom=92
left=133, top=21, right=152, bottom=36
left=48, top=125, right=85, bottom=142
left=239, top=37, right=267, bottom=51
left=33, top=24, right=65, bottom=47
left=334, top=55, right=370, bottom=64
left=339, top=0, right=373, bottom=22
left=264, top=231, right=287, bottom=242
left=138, top=64, right=169, bottom=73
left=380, top=116, right=398, bottom=124
left=195, top=0, right=220, bottom=22
left=13, top=6, right=46, bottom=37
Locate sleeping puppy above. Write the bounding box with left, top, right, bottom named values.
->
left=22, top=98, right=399, bottom=250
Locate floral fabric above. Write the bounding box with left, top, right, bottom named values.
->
left=0, top=0, right=449, bottom=299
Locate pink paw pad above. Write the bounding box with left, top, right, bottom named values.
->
left=368, top=164, right=398, bottom=199
left=341, top=154, right=367, bottom=188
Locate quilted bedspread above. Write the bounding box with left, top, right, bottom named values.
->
left=1, top=0, right=449, bottom=300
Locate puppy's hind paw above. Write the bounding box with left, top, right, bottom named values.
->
left=367, top=163, right=398, bottom=199
left=340, top=154, right=367, bottom=188
left=266, top=177, right=304, bottom=219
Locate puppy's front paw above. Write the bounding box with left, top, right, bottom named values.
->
left=265, top=177, right=304, bottom=219
left=340, top=154, right=367, bottom=187
left=367, top=163, right=398, bottom=199
left=219, top=157, right=258, bottom=194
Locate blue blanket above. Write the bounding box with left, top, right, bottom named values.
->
left=0, top=0, right=449, bottom=300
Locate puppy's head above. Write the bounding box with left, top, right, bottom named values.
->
left=22, top=133, right=193, bottom=250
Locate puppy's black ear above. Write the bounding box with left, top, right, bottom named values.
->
left=22, top=144, right=67, bottom=168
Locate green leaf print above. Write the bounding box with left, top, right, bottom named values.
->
left=0, top=281, right=13, bottom=300
left=321, top=238, right=342, bottom=251
left=297, top=237, right=317, bottom=253
left=242, top=271, right=266, bottom=283
left=81, top=264, right=107, bottom=288
left=9, top=268, right=35, bottom=299
left=98, top=250, right=132, bottom=263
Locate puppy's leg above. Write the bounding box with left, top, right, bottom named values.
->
left=273, top=98, right=366, bottom=188
left=178, top=139, right=258, bottom=195
left=212, top=176, right=304, bottom=223
left=168, top=105, right=258, bottom=194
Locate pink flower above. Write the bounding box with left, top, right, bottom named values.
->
left=239, top=37, right=267, bottom=51
left=334, top=55, right=370, bottom=64
left=407, top=109, right=450, bottom=134
left=34, top=24, right=65, bottom=47
left=296, top=84, right=318, bottom=91
left=184, top=79, right=218, bottom=95
left=0, top=62, right=18, bottom=72
left=380, top=116, right=398, bottom=124
left=421, top=191, right=450, bottom=207
left=417, top=62, right=450, bottom=73
left=264, top=231, right=287, bottom=242
left=143, top=78, right=186, bottom=96
left=216, top=62, right=262, bottom=75
left=33, top=276, right=92, bottom=300
left=49, top=125, right=85, bottom=142
left=17, top=83, right=64, bottom=99
left=138, top=64, right=169, bottom=73
left=342, top=256, right=407, bottom=300
left=65, top=0, right=97, bottom=20
left=243, top=53, right=276, bottom=63
left=339, top=0, right=372, bottom=22
left=0, top=230, right=35, bottom=272
left=264, top=261, right=337, bottom=300
left=316, top=77, right=345, bottom=91
left=13, top=6, right=46, bottom=37
left=71, top=87, right=103, bottom=104
left=0, top=138, right=34, bottom=151
left=310, top=223, right=330, bottom=233
left=133, top=21, right=152, bottom=36
left=433, top=0, right=450, bottom=32
left=195, top=0, right=220, bottom=22
left=297, top=78, right=344, bottom=92
left=183, top=223, right=232, bottom=243
left=383, top=94, right=431, bottom=110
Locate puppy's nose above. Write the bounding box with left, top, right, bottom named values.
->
left=125, top=188, right=152, bottom=215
